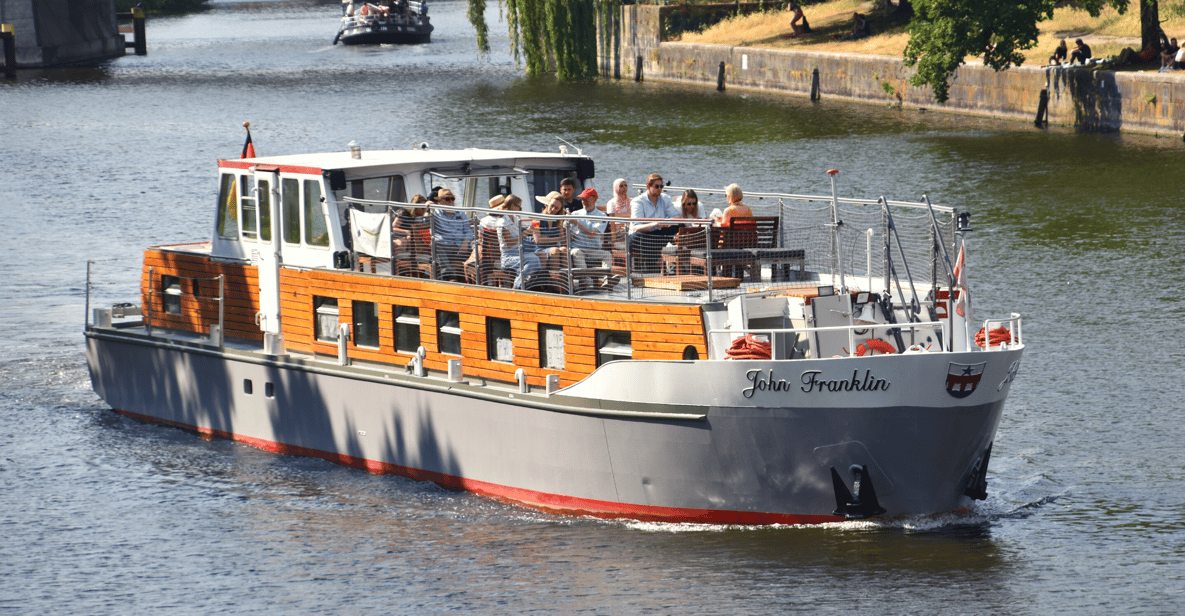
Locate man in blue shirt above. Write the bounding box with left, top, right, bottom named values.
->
left=431, top=188, right=473, bottom=266
left=628, top=174, right=680, bottom=273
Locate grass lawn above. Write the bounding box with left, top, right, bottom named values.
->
left=677, top=0, right=1185, bottom=72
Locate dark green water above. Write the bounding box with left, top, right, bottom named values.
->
left=3, top=0, right=1185, bottom=613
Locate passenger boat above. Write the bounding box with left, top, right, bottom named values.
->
left=85, top=143, right=1024, bottom=525
left=333, top=0, right=432, bottom=46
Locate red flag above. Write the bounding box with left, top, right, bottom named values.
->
left=241, top=127, right=256, bottom=159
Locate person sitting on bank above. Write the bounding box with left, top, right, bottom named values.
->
left=568, top=188, right=613, bottom=270
left=836, top=13, right=870, bottom=41
left=787, top=2, right=811, bottom=37
left=559, top=177, right=583, bottom=213
left=1049, top=39, right=1068, bottom=65
left=1161, top=38, right=1179, bottom=71
left=1069, top=39, right=1091, bottom=64
left=628, top=174, right=681, bottom=273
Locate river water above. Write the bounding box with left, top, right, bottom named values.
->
left=3, top=0, right=1185, bottom=613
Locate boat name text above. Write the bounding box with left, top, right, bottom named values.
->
left=743, top=369, right=891, bottom=398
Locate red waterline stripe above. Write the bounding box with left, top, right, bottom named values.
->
left=113, top=408, right=841, bottom=526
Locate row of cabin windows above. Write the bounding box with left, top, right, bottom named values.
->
left=216, top=174, right=330, bottom=247
left=312, top=296, right=631, bottom=368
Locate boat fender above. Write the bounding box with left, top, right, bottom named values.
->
left=829, top=464, right=887, bottom=520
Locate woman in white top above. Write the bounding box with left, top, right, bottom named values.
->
left=496, top=195, right=541, bottom=289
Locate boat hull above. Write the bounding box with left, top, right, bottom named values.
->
left=86, top=329, right=1021, bottom=524
left=337, top=23, right=432, bottom=45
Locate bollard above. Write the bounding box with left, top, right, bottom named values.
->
left=545, top=374, right=560, bottom=396
left=337, top=323, right=351, bottom=366
left=635, top=55, right=643, bottom=82
left=1034, top=88, right=1049, bottom=127
left=716, top=61, right=726, bottom=91
left=810, top=67, right=820, bottom=101
left=1, top=24, right=15, bottom=80
left=133, top=8, right=146, bottom=56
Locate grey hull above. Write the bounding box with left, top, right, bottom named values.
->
left=86, top=328, right=1019, bottom=523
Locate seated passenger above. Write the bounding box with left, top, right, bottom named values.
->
left=431, top=189, right=473, bottom=262
left=532, top=191, right=569, bottom=267
left=559, top=177, right=583, bottom=213
left=715, top=183, right=753, bottom=227
left=392, top=194, right=428, bottom=251
left=628, top=173, right=681, bottom=273
left=568, top=188, right=613, bottom=269
left=496, top=195, right=541, bottom=289
left=677, top=189, right=704, bottom=219
left=481, top=194, right=506, bottom=231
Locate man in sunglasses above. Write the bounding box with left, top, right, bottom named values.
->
left=431, top=188, right=473, bottom=273
left=628, top=174, right=680, bottom=274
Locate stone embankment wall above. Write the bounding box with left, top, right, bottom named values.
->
left=605, top=5, right=1185, bottom=138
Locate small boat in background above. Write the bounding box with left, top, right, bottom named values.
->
left=334, top=0, right=432, bottom=46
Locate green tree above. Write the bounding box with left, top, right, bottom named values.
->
left=903, top=0, right=1128, bottom=104
left=470, top=0, right=602, bottom=80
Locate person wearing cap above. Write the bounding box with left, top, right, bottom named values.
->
left=431, top=188, right=473, bottom=265
left=559, top=177, right=583, bottom=213
left=628, top=173, right=680, bottom=274
left=568, top=187, right=613, bottom=271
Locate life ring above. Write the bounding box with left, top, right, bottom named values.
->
left=846, top=338, right=896, bottom=357
left=975, top=326, right=1013, bottom=348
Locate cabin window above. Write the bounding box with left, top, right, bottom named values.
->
left=352, top=176, right=406, bottom=203
left=394, top=305, right=420, bottom=353
left=595, top=330, right=632, bottom=366
left=216, top=174, right=239, bottom=239
left=240, top=175, right=257, bottom=240
left=258, top=178, right=272, bottom=242
left=487, top=317, right=513, bottom=363
left=161, top=275, right=182, bottom=315
left=539, top=324, right=565, bottom=370
left=304, top=180, right=329, bottom=247
left=314, top=297, right=340, bottom=342
left=352, top=300, right=380, bottom=349
left=437, top=310, right=462, bottom=355
left=282, top=178, right=301, bottom=245
left=530, top=170, right=580, bottom=213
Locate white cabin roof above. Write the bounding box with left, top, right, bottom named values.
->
left=219, top=148, right=586, bottom=173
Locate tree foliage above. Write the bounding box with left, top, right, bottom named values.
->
left=471, top=0, right=602, bottom=80
left=904, top=0, right=1127, bottom=103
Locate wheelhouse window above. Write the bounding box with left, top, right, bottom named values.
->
left=240, top=174, right=257, bottom=240
left=539, top=324, right=564, bottom=370
left=161, top=275, right=182, bottom=315
left=257, top=178, right=272, bottom=242
left=352, top=300, right=380, bottom=349
left=282, top=178, right=301, bottom=245
left=304, top=180, right=329, bottom=247
left=394, top=305, right=420, bottom=353
left=437, top=310, right=462, bottom=355
left=314, top=297, right=340, bottom=342
left=595, top=330, right=632, bottom=366
left=215, top=173, right=239, bottom=239
left=487, top=317, right=513, bottom=363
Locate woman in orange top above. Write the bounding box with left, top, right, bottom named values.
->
left=716, top=183, right=752, bottom=227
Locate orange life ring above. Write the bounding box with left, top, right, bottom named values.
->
left=851, top=338, right=896, bottom=356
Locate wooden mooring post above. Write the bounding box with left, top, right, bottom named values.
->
left=1034, top=88, right=1049, bottom=128
left=635, top=55, right=643, bottom=82
left=810, top=67, right=820, bottom=101
left=1, top=24, right=15, bottom=80
left=716, top=61, right=725, bottom=91
left=117, top=8, right=147, bottom=56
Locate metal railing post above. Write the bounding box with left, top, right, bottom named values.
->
left=146, top=267, right=154, bottom=336
left=85, top=260, right=93, bottom=328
